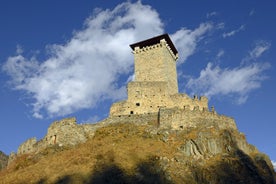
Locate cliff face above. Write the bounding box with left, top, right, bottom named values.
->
left=0, top=151, right=8, bottom=170
left=1, top=119, right=275, bottom=184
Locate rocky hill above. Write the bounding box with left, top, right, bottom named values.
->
left=0, top=151, right=8, bottom=170
left=0, top=120, right=275, bottom=184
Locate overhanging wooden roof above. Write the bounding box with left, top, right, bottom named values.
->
left=130, top=34, right=178, bottom=56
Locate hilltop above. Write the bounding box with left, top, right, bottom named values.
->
left=0, top=120, right=275, bottom=184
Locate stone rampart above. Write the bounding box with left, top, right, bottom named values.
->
left=17, top=137, right=37, bottom=155
left=159, top=107, right=237, bottom=131
left=110, top=90, right=208, bottom=117
left=16, top=118, right=89, bottom=156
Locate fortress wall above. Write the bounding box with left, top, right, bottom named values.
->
left=82, top=113, right=159, bottom=138
left=159, top=107, right=237, bottom=131
left=104, top=113, right=158, bottom=125
left=45, top=117, right=87, bottom=147
left=110, top=80, right=209, bottom=117
left=168, top=94, right=208, bottom=111
left=17, top=137, right=37, bottom=155
left=16, top=118, right=88, bottom=156
left=110, top=101, right=128, bottom=116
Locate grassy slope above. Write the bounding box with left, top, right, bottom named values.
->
left=0, top=122, right=275, bottom=184
left=0, top=123, right=173, bottom=183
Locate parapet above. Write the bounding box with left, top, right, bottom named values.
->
left=49, top=117, right=77, bottom=128
left=130, top=33, right=178, bottom=60
left=159, top=107, right=237, bottom=131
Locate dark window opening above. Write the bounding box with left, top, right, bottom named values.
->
left=53, top=135, right=57, bottom=144
left=180, top=126, right=184, bottom=129
left=130, top=111, right=134, bottom=114
left=136, top=103, right=140, bottom=106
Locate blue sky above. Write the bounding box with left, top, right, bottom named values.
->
left=0, top=0, right=275, bottom=167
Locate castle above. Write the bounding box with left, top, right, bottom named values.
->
left=10, top=34, right=237, bottom=159
left=110, top=34, right=208, bottom=116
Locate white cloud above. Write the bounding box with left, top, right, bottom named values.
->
left=272, top=160, right=276, bottom=170
left=3, top=1, right=211, bottom=118
left=249, top=9, right=255, bottom=16
left=186, top=62, right=270, bottom=104
left=216, top=22, right=225, bottom=30
left=16, top=45, right=23, bottom=55
left=249, top=41, right=270, bottom=59
left=223, top=25, right=245, bottom=38
left=206, top=11, right=218, bottom=18
left=3, top=1, right=163, bottom=118
left=242, top=41, right=271, bottom=65
left=171, top=22, right=213, bottom=63
left=216, top=49, right=225, bottom=59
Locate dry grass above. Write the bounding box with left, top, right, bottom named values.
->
left=0, top=123, right=176, bottom=183
left=1, top=122, right=275, bottom=184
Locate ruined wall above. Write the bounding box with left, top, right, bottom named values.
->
left=159, top=107, right=237, bottom=131
left=16, top=118, right=89, bottom=156
left=17, top=137, right=37, bottom=155
left=45, top=117, right=87, bottom=146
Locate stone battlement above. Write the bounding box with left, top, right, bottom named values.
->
left=132, top=38, right=178, bottom=60
left=159, top=107, right=237, bottom=130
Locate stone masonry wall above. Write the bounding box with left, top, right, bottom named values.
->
left=17, top=118, right=90, bottom=155
left=133, top=39, right=178, bottom=95
left=110, top=88, right=208, bottom=117
left=17, top=137, right=37, bottom=155
left=110, top=37, right=208, bottom=117
left=159, top=107, right=237, bottom=131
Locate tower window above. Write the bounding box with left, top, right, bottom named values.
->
left=136, top=103, right=140, bottom=106
left=130, top=111, right=134, bottom=114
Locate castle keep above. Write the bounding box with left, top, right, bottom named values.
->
left=110, top=34, right=208, bottom=116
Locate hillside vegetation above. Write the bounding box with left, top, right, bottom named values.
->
left=0, top=122, right=275, bottom=184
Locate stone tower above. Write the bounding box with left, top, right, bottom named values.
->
left=110, top=34, right=208, bottom=116
left=130, top=34, right=179, bottom=94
